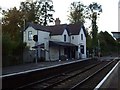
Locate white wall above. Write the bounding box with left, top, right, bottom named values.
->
left=70, top=35, right=79, bottom=45
left=49, top=47, right=59, bottom=61
left=38, top=31, right=50, bottom=44
left=49, top=47, right=64, bottom=61
left=38, top=30, right=50, bottom=60
left=23, top=27, right=37, bottom=50
left=50, top=35, right=62, bottom=41
left=62, top=29, right=69, bottom=42
left=70, top=28, right=86, bottom=59
left=78, top=28, right=86, bottom=58
left=23, top=26, right=50, bottom=61
left=24, top=27, right=50, bottom=49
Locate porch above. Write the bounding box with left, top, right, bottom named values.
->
left=49, top=41, right=78, bottom=61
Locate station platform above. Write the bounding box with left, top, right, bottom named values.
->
left=95, top=57, right=120, bottom=89
left=2, top=58, right=89, bottom=75
left=107, top=67, right=119, bottom=89
left=2, top=56, right=118, bottom=76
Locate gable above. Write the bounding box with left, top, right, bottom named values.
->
left=79, top=27, right=85, bottom=38
left=62, top=29, right=69, bottom=36
left=67, top=23, right=86, bottom=36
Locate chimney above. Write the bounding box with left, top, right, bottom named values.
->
left=55, top=18, right=61, bottom=25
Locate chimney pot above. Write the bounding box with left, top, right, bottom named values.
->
left=55, top=18, right=61, bottom=25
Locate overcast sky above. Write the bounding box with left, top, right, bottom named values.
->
left=0, top=0, right=119, bottom=34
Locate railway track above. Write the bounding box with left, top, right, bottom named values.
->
left=70, top=60, right=118, bottom=90
left=2, top=59, right=95, bottom=89
left=33, top=62, right=103, bottom=90
left=11, top=59, right=118, bottom=90
left=15, top=60, right=101, bottom=90
left=16, top=60, right=114, bottom=90
left=50, top=61, right=110, bottom=89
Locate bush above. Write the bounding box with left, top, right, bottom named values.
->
left=2, top=33, right=27, bottom=67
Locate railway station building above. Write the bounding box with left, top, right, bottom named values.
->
left=23, top=18, right=87, bottom=62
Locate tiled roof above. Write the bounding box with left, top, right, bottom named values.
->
left=46, top=24, right=68, bottom=35
left=49, top=41, right=77, bottom=47
left=25, top=22, right=86, bottom=36
left=25, top=22, right=49, bottom=32
left=67, top=23, right=80, bottom=35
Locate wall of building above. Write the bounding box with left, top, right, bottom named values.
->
left=23, top=27, right=37, bottom=50
left=24, top=26, right=87, bottom=61
left=49, top=46, right=64, bottom=61
left=24, top=27, right=50, bottom=49
left=78, top=28, right=86, bottom=58
left=24, top=26, right=50, bottom=61
left=70, top=35, right=79, bottom=45
left=70, top=28, right=86, bottom=59
left=38, top=30, right=50, bottom=44
left=62, top=29, right=70, bottom=42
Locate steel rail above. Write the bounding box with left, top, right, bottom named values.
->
left=40, top=62, right=103, bottom=90
left=16, top=61, right=99, bottom=90
left=69, top=60, right=114, bottom=90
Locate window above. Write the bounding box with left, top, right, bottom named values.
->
left=80, top=45, right=84, bottom=54
left=72, top=36, right=74, bottom=39
left=81, top=34, right=83, bottom=40
left=28, top=31, right=32, bottom=41
left=64, top=35, right=66, bottom=42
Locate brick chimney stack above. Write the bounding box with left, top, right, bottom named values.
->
left=55, top=18, right=61, bottom=25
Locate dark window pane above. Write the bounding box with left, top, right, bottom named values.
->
left=64, top=35, right=66, bottom=41
left=81, top=45, right=84, bottom=54
left=81, top=34, right=83, bottom=40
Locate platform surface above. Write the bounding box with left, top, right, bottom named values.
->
left=2, top=56, right=118, bottom=76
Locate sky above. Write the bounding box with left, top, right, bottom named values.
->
left=0, top=0, right=119, bottom=34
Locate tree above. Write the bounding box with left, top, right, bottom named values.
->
left=68, top=1, right=86, bottom=24
left=86, top=30, right=92, bottom=51
left=2, top=7, right=27, bottom=66
left=2, top=7, right=24, bottom=40
left=19, top=1, right=40, bottom=24
left=39, top=0, right=55, bottom=26
left=87, top=2, right=102, bottom=56
left=98, top=31, right=118, bottom=56
left=20, top=0, right=55, bottom=26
